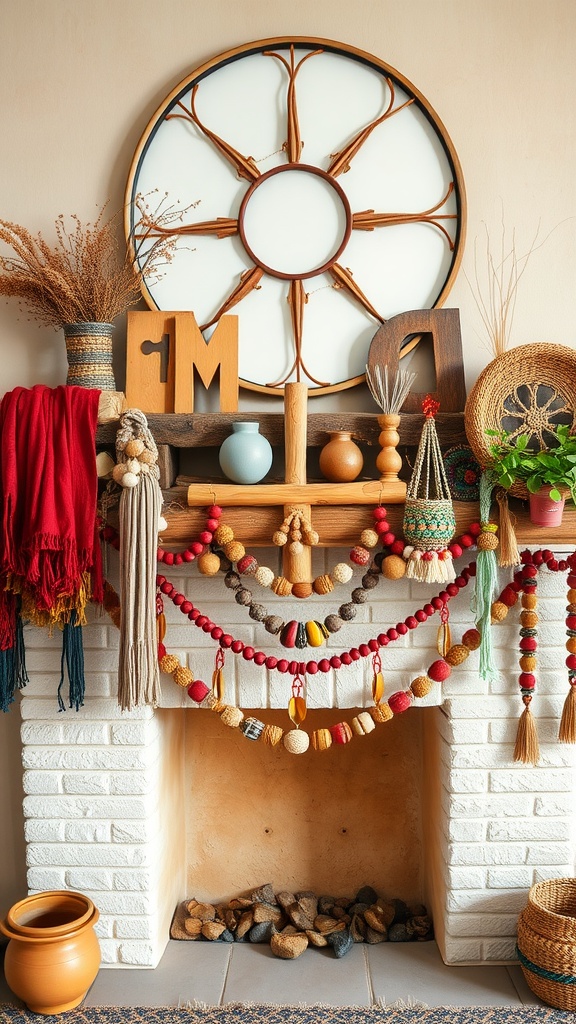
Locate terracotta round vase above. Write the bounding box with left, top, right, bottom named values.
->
left=219, top=421, right=273, bottom=484
left=529, top=487, right=565, bottom=527
left=0, top=890, right=101, bottom=1015
left=319, top=430, right=364, bottom=482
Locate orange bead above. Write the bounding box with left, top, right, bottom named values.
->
left=519, top=655, right=537, bottom=671
left=522, top=594, right=537, bottom=610
left=566, top=638, right=576, bottom=655
left=520, top=611, right=539, bottom=629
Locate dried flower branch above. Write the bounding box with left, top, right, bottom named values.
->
left=0, top=193, right=196, bottom=329
left=464, top=216, right=549, bottom=358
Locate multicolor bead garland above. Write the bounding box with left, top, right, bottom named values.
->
left=514, top=562, right=540, bottom=764
left=158, top=592, right=484, bottom=755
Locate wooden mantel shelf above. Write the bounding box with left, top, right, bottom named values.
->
left=96, top=410, right=468, bottom=448
left=97, top=412, right=576, bottom=549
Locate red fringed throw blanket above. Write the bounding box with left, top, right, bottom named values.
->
left=0, top=385, right=103, bottom=711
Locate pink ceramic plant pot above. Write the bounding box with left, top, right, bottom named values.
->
left=529, top=487, right=566, bottom=527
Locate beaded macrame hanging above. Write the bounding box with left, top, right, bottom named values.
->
left=403, top=396, right=456, bottom=583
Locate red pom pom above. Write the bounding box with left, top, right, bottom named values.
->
left=265, top=656, right=278, bottom=670
left=387, top=628, right=399, bottom=641
left=388, top=690, right=412, bottom=713
left=369, top=639, right=379, bottom=652
left=220, top=634, right=233, bottom=648
left=391, top=540, right=405, bottom=556
left=330, top=656, right=342, bottom=669
left=567, top=655, right=576, bottom=670
left=191, top=541, right=204, bottom=556
left=350, top=648, right=361, bottom=661
left=449, top=543, right=463, bottom=559
left=373, top=506, right=388, bottom=520
left=288, top=660, right=299, bottom=676
left=254, top=651, right=266, bottom=666
left=188, top=608, right=200, bottom=620
left=415, top=610, right=428, bottom=623
left=164, top=551, right=175, bottom=566
left=205, top=518, right=220, bottom=532
left=350, top=545, right=371, bottom=566
left=198, top=531, right=213, bottom=545
left=431, top=597, right=445, bottom=610
left=446, top=583, right=459, bottom=597
left=500, top=586, right=518, bottom=607
left=375, top=520, right=391, bottom=535
left=519, top=637, right=537, bottom=651
left=428, top=659, right=451, bottom=682
left=242, top=646, right=255, bottom=661
left=396, top=622, right=408, bottom=635
left=381, top=532, right=396, bottom=547
left=377, top=634, right=389, bottom=646
left=423, top=604, right=435, bottom=617
left=182, top=549, right=195, bottom=562
left=276, top=659, right=289, bottom=673
left=173, top=554, right=183, bottom=565
left=210, top=626, right=223, bottom=640
left=231, top=640, right=244, bottom=654
left=405, top=616, right=418, bottom=630
left=422, top=395, right=440, bottom=418
left=567, top=616, right=576, bottom=632
left=460, top=534, right=474, bottom=548
left=188, top=680, right=210, bottom=703
left=318, top=658, right=331, bottom=673
left=207, top=505, right=222, bottom=518
left=468, top=522, right=482, bottom=537
left=358, top=643, right=370, bottom=657
left=341, top=652, right=353, bottom=666
left=307, top=660, right=319, bottom=674
left=518, top=672, right=536, bottom=689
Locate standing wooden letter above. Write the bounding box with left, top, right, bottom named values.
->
left=126, top=312, right=239, bottom=413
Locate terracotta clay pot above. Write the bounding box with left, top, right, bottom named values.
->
left=0, top=890, right=101, bottom=1015
left=319, top=430, right=364, bottom=482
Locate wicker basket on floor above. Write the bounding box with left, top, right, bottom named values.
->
left=517, top=878, right=576, bottom=1009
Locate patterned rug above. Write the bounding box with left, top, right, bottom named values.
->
left=0, top=1005, right=571, bottom=1023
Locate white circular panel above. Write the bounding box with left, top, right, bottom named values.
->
left=126, top=37, right=466, bottom=394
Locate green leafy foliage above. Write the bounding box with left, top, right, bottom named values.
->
left=487, top=423, right=576, bottom=505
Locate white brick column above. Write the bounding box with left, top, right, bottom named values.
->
left=20, top=620, right=185, bottom=968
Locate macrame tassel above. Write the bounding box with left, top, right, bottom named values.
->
left=116, top=409, right=163, bottom=711
left=474, top=473, right=499, bottom=681
left=514, top=694, right=540, bottom=764
left=57, top=610, right=85, bottom=712
left=495, top=488, right=520, bottom=567
left=559, top=683, right=576, bottom=743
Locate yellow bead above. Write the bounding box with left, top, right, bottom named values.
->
left=173, top=666, right=193, bottom=687
left=198, top=552, right=221, bottom=576
left=445, top=644, right=470, bottom=666
left=381, top=555, right=407, bottom=580
left=491, top=601, right=508, bottom=622
left=410, top=675, right=433, bottom=698
left=223, top=540, right=245, bottom=562
left=214, top=525, right=234, bottom=545
left=368, top=702, right=393, bottom=723
left=520, top=610, right=539, bottom=629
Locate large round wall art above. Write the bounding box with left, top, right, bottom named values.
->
left=125, top=37, right=466, bottom=395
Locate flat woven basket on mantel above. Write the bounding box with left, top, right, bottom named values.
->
left=464, top=342, right=576, bottom=499
left=516, top=877, right=576, bottom=1010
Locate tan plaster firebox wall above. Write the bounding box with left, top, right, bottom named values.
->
left=180, top=709, right=424, bottom=903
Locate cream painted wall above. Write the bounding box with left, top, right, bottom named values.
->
left=1, top=0, right=575, bottom=913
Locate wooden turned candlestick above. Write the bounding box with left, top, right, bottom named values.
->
left=283, top=382, right=311, bottom=586
left=376, top=413, right=403, bottom=483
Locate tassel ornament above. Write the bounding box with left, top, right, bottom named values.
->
left=559, top=558, right=576, bottom=743
left=495, top=488, right=520, bottom=567
left=514, top=564, right=540, bottom=764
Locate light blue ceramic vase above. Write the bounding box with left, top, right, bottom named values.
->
left=218, top=422, right=273, bottom=484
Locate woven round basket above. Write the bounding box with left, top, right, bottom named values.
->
left=464, top=343, right=576, bottom=499
left=516, top=877, right=576, bottom=1010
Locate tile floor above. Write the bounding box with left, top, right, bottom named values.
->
left=1, top=940, right=546, bottom=1010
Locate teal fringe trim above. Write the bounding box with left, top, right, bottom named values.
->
left=0, top=603, right=29, bottom=713
left=57, top=610, right=85, bottom=712
left=516, top=945, right=576, bottom=985
left=473, top=473, right=499, bottom=682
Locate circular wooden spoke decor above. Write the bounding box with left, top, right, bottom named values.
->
left=125, top=37, right=466, bottom=395
left=465, top=343, right=576, bottom=497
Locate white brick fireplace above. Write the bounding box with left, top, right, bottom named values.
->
left=17, top=548, right=576, bottom=968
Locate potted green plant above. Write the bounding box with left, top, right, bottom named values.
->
left=487, top=423, right=576, bottom=526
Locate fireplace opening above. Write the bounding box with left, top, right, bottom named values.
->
left=154, top=705, right=439, bottom=924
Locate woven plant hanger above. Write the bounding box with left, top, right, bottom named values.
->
left=403, top=396, right=456, bottom=583
left=465, top=342, right=576, bottom=499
